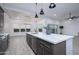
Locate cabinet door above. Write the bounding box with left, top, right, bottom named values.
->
left=26, top=34, right=29, bottom=45
left=44, top=45, right=52, bottom=55
left=0, top=7, right=4, bottom=28
left=0, top=40, right=2, bottom=52
left=0, top=7, right=4, bottom=33
left=37, top=39, right=52, bottom=55
left=36, top=39, right=42, bottom=55
left=31, top=37, right=38, bottom=54
left=37, top=43, right=44, bottom=55
left=1, top=38, right=8, bottom=52
left=26, top=34, right=32, bottom=48
left=0, top=35, right=9, bottom=55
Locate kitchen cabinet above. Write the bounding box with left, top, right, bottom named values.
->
left=27, top=34, right=38, bottom=54
left=0, top=6, right=4, bottom=33
left=1, top=38, right=8, bottom=52
left=31, top=36, right=38, bottom=54
left=26, top=34, right=32, bottom=48
left=37, top=39, right=52, bottom=55
left=0, top=34, right=9, bottom=55
left=26, top=33, right=66, bottom=55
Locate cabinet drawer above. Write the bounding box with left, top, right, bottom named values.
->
left=39, top=39, right=52, bottom=49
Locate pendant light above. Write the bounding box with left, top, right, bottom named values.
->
left=49, top=3, right=56, bottom=9
left=35, top=3, right=38, bottom=18
left=40, top=8, right=44, bottom=15
left=35, top=13, right=38, bottom=18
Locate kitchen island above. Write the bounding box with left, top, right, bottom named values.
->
left=26, top=32, right=74, bottom=55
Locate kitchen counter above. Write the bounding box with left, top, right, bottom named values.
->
left=26, top=32, right=74, bottom=55
left=0, top=33, right=9, bottom=54
left=27, top=32, right=73, bottom=44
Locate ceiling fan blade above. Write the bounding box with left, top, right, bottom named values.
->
left=64, top=12, right=79, bottom=20
left=71, top=16, right=79, bottom=19
left=64, top=18, right=70, bottom=20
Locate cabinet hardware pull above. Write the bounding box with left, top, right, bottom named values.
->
left=40, top=41, right=50, bottom=48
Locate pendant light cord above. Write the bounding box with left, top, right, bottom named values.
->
left=35, top=3, right=38, bottom=18
left=35, top=3, right=37, bottom=14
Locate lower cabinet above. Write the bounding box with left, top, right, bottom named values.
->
left=1, top=38, right=8, bottom=52
left=26, top=34, right=66, bottom=55
left=31, top=36, right=38, bottom=54
left=37, top=39, right=52, bottom=55
left=26, top=34, right=32, bottom=48
left=0, top=35, right=9, bottom=54
left=26, top=34, right=38, bottom=54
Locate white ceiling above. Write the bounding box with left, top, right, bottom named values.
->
left=1, top=3, right=79, bottom=20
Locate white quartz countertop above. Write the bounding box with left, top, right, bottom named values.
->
left=0, top=33, right=9, bottom=35
left=26, top=32, right=74, bottom=44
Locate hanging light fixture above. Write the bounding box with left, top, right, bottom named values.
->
left=49, top=3, right=56, bottom=9
left=35, top=3, right=38, bottom=18
left=35, top=13, right=38, bottom=18
left=40, top=8, right=44, bottom=15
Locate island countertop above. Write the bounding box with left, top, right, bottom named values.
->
left=26, top=32, right=74, bottom=44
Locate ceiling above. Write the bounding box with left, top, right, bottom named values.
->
left=1, top=3, right=79, bottom=20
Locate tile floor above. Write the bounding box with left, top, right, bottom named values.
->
left=5, top=36, right=34, bottom=55
left=4, top=35, right=79, bottom=55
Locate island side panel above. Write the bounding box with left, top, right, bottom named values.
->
left=66, top=38, right=73, bottom=55
left=26, top=33, right=73, bottom=55
left=53, top=41, right=66, bottom=55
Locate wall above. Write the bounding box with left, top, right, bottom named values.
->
left=3, top=13, right=12, bottom=34
left=4, top=11, right=60, bottom=36
left=4, top=11, right=79, bottom=36
left=60, top=19, right=79, bottom=36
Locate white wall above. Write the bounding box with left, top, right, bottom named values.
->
left=60, top=19, right=79, bottom=36
left=4, top=13, right=12, bottom=34
left=4, top=12, right=60, bottom=36
left=5, top=12, right=79, bottom=36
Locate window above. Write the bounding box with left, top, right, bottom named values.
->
left=21, top=29, right=25, bottom=32
left=26, top=28, right=30, bottom=32
left=14, top=29, right=19, bottom=32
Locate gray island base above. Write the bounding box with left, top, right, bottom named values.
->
left=26, top=32, right=73, bottom=55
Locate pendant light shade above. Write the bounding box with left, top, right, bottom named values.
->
left=35, top=3, right=38, bottom=18
left=40, top=8, right=44, bottom=15
left=49, top=3, right=56, bottom=9
left=35, top=13, right=38, bottom=18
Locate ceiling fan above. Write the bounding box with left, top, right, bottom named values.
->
left=66, top=12, right=79, bottom=20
